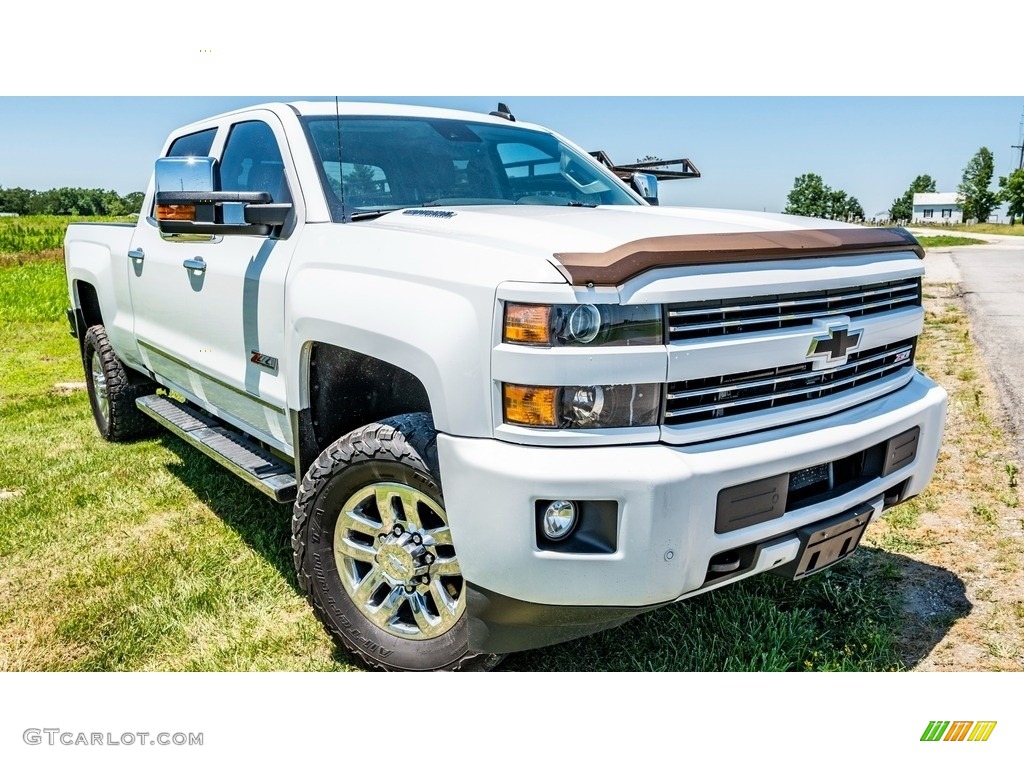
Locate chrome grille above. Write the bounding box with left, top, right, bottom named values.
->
left=667, top=278, right=921, bottom=342
left=664, top=340, right=916, bottom=426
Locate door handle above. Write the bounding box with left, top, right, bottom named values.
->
left=128, top=248, right=145, bottom=262
left=182, top=257, right=207, bottom=273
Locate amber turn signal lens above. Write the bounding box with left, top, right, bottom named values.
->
left=504, top=304, right=551, bottom=345
left=503, top=384, right=557, bottom=427
left=156, top=204, right=196, bottom=221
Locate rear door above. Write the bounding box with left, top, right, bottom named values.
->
left=128, top=111, right=301, bottom=453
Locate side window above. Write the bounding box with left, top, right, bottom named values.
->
left=219, top=121, right=291, bottom=204
left=166, top=128, right=217, bottom=158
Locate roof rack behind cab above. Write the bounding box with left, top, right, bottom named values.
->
left=590, top=151, right=701, bottom=181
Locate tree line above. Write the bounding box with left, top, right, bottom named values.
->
left=783, top=174, right=865, bottom=221
left=0, top=186, right=145, bottom=217
left=784, top=147, right=1024, bottom=225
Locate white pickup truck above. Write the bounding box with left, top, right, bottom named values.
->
left=64, top=100, right=947, bottom=671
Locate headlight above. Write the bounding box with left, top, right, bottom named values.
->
left=504, top=303, right=663, bottom=346
left=503, top=383, right=661, bottom=428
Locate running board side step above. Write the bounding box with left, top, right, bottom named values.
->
left=136, top=394, right=297, bottom=503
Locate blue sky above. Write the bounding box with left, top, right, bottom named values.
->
left=2, top=3, right=1021, bottom=220
left=2, top=96, right=1021, bottom=218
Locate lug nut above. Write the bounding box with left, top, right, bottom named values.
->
left=405, top=585, right=416, bottom=594
left=424, top=553, right=435, bottom=564
left=393, top=525, right=404, bottom=536
left=412, top=533, right=422, bottom=545
left=378, top=533, right=387, bottom=542
left=420, top=575, right=430, bottom=584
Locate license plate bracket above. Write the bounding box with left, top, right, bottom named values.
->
left=776, top=503, right=873, bottom=580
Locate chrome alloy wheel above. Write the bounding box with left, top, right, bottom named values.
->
left=90, top=350, right=110, bottom=426
left=333, top=482, right=465, bottom=640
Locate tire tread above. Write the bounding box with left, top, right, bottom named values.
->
left=83, top=324, right=158, bottom=442
left=291, top=413, right=501, bottom=672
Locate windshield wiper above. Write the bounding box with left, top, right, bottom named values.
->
left=349, top=209, right=398, bottom=221
left=565, top=200, right=597, bottom=208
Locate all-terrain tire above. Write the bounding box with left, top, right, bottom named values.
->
left=82, top=324, right=158, bottom=442
left=291, top=412, right=502, bottom=671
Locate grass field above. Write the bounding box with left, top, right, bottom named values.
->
left=0, top=249, right=1019, bottom=671
left=915, top=235, right=986, bottom=248
left=0, top=215, right=134, bottom=265
left=913, top=222, right=1024, bottom=236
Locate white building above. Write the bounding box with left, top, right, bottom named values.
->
left=912, top=192, right=962, bottom=224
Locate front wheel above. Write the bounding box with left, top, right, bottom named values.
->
left=291, top=413, right=500, bottom=671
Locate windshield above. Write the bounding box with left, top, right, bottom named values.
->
left=302, top=115, right=641, bottom=220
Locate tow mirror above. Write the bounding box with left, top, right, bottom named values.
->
left=630, top=172, right=659, bottom=205
left=153, top=156, right=291, bottom=235
left=156, top=156, right=216, bottom=194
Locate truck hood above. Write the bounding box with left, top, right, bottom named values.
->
left=365, top=205, right=921, bottom=285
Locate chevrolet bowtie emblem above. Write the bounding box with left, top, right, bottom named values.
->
left=808, top=325, right=862, bottom=362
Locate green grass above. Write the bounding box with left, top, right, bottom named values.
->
left=0, top=252, right=918, bottom=672
left=914, top=222, right=1024, bottom=236
left=916, top=235, right=985, bottom=248
left=0, top=260, right=70, bottom=323
left=503, top=551, right=903, bottom=671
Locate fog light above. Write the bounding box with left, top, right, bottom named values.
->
left=541, top=500, right=577, bottom=541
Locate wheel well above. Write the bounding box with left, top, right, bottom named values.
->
left=298, top=343, right=432, bottom=474
left=75, top=281, right=103, bottom=329
left=72, top=280, right=153, bottom=388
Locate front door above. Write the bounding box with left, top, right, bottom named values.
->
left=128, top=114, right=299, bottom=453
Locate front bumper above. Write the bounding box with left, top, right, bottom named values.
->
left=438, top=372, right=946, bottom=650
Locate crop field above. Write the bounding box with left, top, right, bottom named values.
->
left=0, top=215, right=134, bottom=265
left=0, top=246, right=1020, bottom=672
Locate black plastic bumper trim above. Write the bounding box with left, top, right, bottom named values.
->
left=465, top=583, right=654, bottom=655
left=882, top=426, right=920, bottom=476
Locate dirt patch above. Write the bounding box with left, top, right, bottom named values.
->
left=0, top=248, right=64, bottom=267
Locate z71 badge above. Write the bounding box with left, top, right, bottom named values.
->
left=250, top=351, right=278, bottom=371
